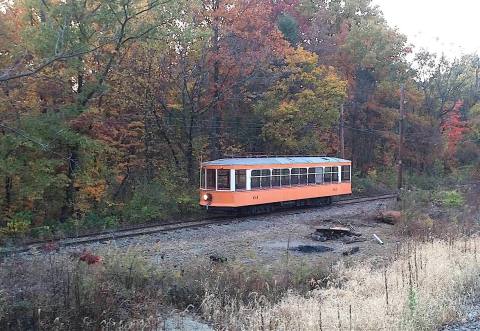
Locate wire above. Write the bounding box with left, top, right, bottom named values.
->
left=2, top=115, right=478, bottom=168
left=0, top=122, right=81, bottom=170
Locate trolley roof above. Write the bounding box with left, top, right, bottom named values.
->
left=202, top=156, right=351, bottom=166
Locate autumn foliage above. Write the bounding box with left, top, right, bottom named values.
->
left=0, top=0, right=479, bottom=236
left=441, top=100, right=469, bottom=163
left=79, top=251, right=102, bottom=265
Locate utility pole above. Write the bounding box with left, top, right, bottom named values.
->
left=339, top=103, right=345, bottom=159
left=397, top=84, right=405, bottom=192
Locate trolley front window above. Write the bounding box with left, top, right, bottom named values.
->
left=217, top=170, right=230, bottom=190
left=201, top=168, right=206, bottom=188
left=206, top=169, right=216, bottom=189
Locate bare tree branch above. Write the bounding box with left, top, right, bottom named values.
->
left=0, top=43, right=108, bottom=82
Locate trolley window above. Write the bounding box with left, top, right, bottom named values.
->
left=341, top=165, right=351, bottom=182
left=217, top=169, right=230, bottom=190
left=324, top=167, right=339, bottom=183
left=251, top=170, right=261, bottom=188
left=206, top=169, right=216, bottom=189
left=201, top=168, right=206, bottom=188
left=236, top=170, right=246, bottom=190
left=308, top=167, right=323, bottom=184
left=291, top=168, right=300, bottom=185
left=281, top=168, right=290, bottom=186
left=251, top=169, right=271, bottom=189
left=299, top=168, right=307, bottom=184
left=261, top=169, right=271, bottom=188
left=291, top=168, right=307, bottom=185
left=272, top=169, right=281, bottom=187
left=332, top=167, right=339, bottom=182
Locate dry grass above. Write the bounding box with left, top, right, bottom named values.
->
left=0, top=247, right=332, bottom=330
left=201, top=238, right=480, bottom=330
left=3, top=239, right=480, bottom=330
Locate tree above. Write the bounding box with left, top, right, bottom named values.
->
left=441, top=100, right=468, bottom=165
left=257, top=47, right=346, bottom=153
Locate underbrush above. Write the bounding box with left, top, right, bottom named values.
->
left=393, top=188, right=471, bottom=239
left=2, top=235, right=480, bottom=330
left=352, top=169, right=396, bottom=196
left=0, top=250, right=334, bottom=330
left=0, top=181, right=201, bottom=244
left=201, top=238, right=480, bottom=330
left=353, top=165, right=477, bottom=196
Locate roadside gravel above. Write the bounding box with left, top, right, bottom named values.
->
left=17, top=198, right=398, bottom=269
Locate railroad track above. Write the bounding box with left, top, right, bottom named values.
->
left=0, top=194, right=396, bottom=256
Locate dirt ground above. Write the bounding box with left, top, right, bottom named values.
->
left=23, top=198, right=402, bottom=271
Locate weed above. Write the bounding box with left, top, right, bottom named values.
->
left=434, top=190, right=465, bottom=208
left=198, top=238, right=480, bottom=330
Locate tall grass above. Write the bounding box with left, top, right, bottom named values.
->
left=201, top=238, right=480, bottom=330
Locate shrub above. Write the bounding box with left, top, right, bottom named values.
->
left=122, top=181, right=178, bottom=223
left=352, top=169, right=395, bottom=196
left=82, top=213, right=119, bottom=230
left=30, top=225, right=52, bottom=239
left=122, top=180, right=199, bottom=223
left=396, top=189, right=465, bottom=239
left=434, top=190, right=465, bottom=208
left=0, top=251, right=164, bottom=330
left=0, top=249, right=334, bottom=330
left=0, top=211, right=32, bottom=237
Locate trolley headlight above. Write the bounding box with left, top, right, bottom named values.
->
left=202, top=193, right=212, bottom=201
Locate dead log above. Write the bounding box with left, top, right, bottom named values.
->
left=375, top=211, right=402, bottom=225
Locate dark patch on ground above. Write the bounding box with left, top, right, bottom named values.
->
left=290, top=245, right=334, bottom=253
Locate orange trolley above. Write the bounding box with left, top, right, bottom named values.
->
left=199, top=156, right=352, bottom=213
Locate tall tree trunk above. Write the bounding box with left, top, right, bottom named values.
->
left=60, top=148, right=78, bottom=222
left=339, top=103, right=345, bottom=158
left=209, top=0, right=222, bottom=160
left=3, top=176, right=12, bottom=223
left=4, top=176, right=12, bottom=208
left=77, top=72, right=84, bottom=94
left=144, top=98, right=155, bottom=181
left=186, top=112, right=196, bottom=183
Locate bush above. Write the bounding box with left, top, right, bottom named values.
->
left=434, top=190, right=465, bottom=208
left=395, top=188, right=468, bottom=239
left=122, top=180, right=198, bottom=223
left=82, top=213, right=119, bottom=230
left=0, top=251, right=164, bottom=330
left=0, top=211, right=32, bottom=237
left=122, top=181, right=175, bottom=222
left=352, top=169, right=396, bottom=196
left=30, top=226, right=52, bottom=239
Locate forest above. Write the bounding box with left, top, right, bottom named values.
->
left=1, top=0, right=479, bottom=237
